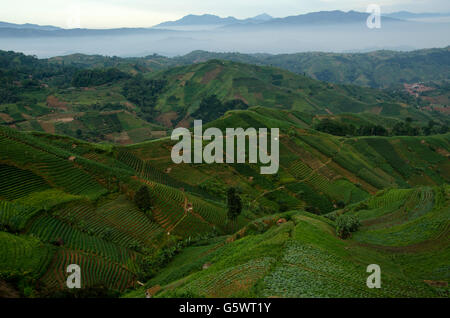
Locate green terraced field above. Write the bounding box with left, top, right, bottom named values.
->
left=0, top=232, right=54, bottom=280
left=40, top=248, right=135, bottom=292
left=0, top=50, right=449, bottom=299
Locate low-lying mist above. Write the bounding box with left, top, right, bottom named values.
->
left=0, top=22, right=448, bottom=58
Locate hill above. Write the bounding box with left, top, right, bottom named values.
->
left=47, top=46, right=450, bottom=89
left=0, top=103, right=449, bottom=296
left=147, top=59, right=441, bottom=128
left=166, top=47, right=450, bottom=88
left=260, top=10, right=403, bottom=27
left=154, top=14, right=240, bottom=28
left=0, top=21, right=61, bottom=31
left=3, top=51, right=446, bottom=145
left=125, top=185, right=449, bottom=298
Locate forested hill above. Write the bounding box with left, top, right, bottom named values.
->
left=47, top=46, right=450, bottom=88
left=1, top=50, right=448, bottom=146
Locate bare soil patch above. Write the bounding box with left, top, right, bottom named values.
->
left=0, top=113, right=14, bottom=123
left=46, top=96, right=69, bottom=111
left=156, top=111, right=178, bottom=128
left=201, top=66, right=223, bottom=84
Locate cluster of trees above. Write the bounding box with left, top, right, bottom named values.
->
left=0, top=51, right=79, bottom=104
left=135, top=184, right=243, bottom=223
left=393, top=119, right=449, bottom=136
left=71, top=68, right=130, bottom=87
left=134, top=186, right=152, bottom=213
left=315, top=118, right=449, bottom=137
left=122, top=74, right=167, bottom=121
left=192, top=95, right=248, bottom=123
left=0, top=50, right=77, bottom=85
left=227, top=187, right=242, bottom=221
left=315, top=119, right=388, bottom=137
left=335, top=215, right=361, bottom=239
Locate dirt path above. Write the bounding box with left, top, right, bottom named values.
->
left=251, top=186, right=285, bottom=205
left=167, top=191, right=214, bottom=233
left=295, top=139, right=345, bottom=183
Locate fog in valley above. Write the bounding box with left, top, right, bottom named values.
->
left=0, top=20, right=449, bottom=58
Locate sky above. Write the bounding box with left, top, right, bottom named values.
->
left=1, top=0, right=450, bottom=29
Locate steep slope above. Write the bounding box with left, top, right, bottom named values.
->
left=125, top=186, right=449, bottom=298
left=148, top=60, right=437, bottom=128
left=3, top=51, right=443, bottom=144
left=46, top=46, right=450, bottom=89
left=0, top=105, right=449, bottom=296
left=0, top=125, right=243, bottom=296
left=122, top=108, right=450, bottom=214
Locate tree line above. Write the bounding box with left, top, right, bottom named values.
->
left=315, top=118, right=449, bottom=137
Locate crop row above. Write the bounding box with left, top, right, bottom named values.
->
left=182, top=257, right=275, bottom=297
left=40, top=248, right=135, bottom=292
left=27, top=215, right=137, bottom=267
left=56, top=199, right=161, bottom=249
left=0, top=200, right=41, bottom=231
left=0, top=164, right=50, bottom=200
left=0, top=231, right=54, bottom=279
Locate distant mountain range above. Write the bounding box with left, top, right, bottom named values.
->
left=154, top=11, right=406, bottom=29
left=154, top=13, right=274, bottom=28
left=259, top=10, right=402, bottom=26
left=1, top=10, right=449, bottom=34
left=384, top=11, right=450, bottom=20
left=0, top=10, right=446, bottom=36
left=0, top=10, right=411, bottom=38
left=0, top=10, right=448, bottom=57
left=0, top=21, right=61, bottom=31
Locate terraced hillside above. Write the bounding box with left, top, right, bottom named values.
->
left=1, top=51, right=446, bottom=145
left=123, top=108, right=450, bottom=214
left=0, top=106, right=448, bottom=297
left=0, top=124, right=244, bottom=296
left=124, top=185, right=449, bottom=298
left=148, top=59, right=438, bottom=128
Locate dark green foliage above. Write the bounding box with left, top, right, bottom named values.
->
left=336, top=215, right=361, bottom=239
left=287, top=183, right=334, bottom=214
left=227, top=187, right=242, bottom=220
left=315, top=119, right=356, bottom=136
left=192, top=95, right=248, bottom=123
left=122, top=75, right=166, bottom=107
left=315, top=119, right=388, bottom=137
left=0, top=50, right=76, bottom=88
left=134, top=186, right=152, bottom=212
left=71, top=68, right=130, bottom=87
left=392, top=120, right=420, bottom=136
left=122, top=74, right=166, bottom=120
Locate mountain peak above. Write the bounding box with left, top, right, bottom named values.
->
left=155, top=14, right=238, bottom=27
left=251, top=13, right=273, bottom=21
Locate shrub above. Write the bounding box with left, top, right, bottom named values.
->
left=134, top=186, right=152, bottom=212
left=227, top=187, right=242, bottom=220
left=336, top=215, right=361, bottom=239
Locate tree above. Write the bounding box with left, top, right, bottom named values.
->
left=134, top=186, right=152, bottom=212
left=336, top=215, right=361, bottom=239
left=192, top=95, right=248, bottom=123
left=227, top=187, right=242, bottom=220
